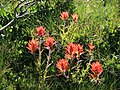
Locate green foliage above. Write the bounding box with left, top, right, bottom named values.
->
left=0, top=0, right=120, bottom=90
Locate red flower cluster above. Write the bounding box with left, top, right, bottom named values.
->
left=36, top=26, right=45, bottom=36
left=60, top=11, right=69, bottom=21
left=56, top=59, right=69, bottom=74
left=90, top=61, right=103, bottom=79
left=60, top=11, right=79, bottom=23
left=26, top=39, right=38, bottom=54
left=64, top=43, right=84, bottom=60
left=88, top=43, right=95, bottom=50
left=44, top=37, right=55, bottom=49
left=72, top=14, right=79, bottom=22
left=75, top=44, right=84, bottom=56
left=87, top=43, right=95, bottom=55
left=65, top=43, right=76, bottom=60
left=27, top=26, right=56, bottom=54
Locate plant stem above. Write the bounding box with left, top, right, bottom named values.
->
left=80, top=55, right=93, bottom=83
left=39, top=37, right=42, bottom=69
left=43, top=49, right=51, bottom=81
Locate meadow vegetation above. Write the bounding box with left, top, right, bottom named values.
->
left=0, top=0, right=120, bottom=90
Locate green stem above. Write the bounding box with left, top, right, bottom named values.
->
left=80, top=55, right=93, bottom=83
left=61, top=21, right=66, bottom=45
left=39, top=37, right=42, bottom=69
left=86, top=55, right=93, bottom=70
left=43, top=49, right=51, bottom=81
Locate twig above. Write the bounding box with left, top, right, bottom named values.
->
left=0, top=19, right=15, bottom=31
left=0, top=0, right=35, bottom=31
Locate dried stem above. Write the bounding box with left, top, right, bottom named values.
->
left=0, top=0, right=35, bottom=31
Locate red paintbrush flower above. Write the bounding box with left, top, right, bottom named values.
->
left=90, top=61, right=103, bottom=77
left=60, top=11, right=69, bottom=21
left=44, top=37, right=55, bottom=49
left=72, top=14, right=79, bottom=22
left=56, top=59, right=69, bottom=73
left=75, top=44, right=84, bottom=56
left=26, top=38, right=38, bottom=54
left=87, top=43, right=95, bottom=55
left=64, top=43, right=76, bottom=60
left=36, top=26, right=45, bottom=36
left=65, top=43, right=84, bottom=60
left=88, top=43, right=95, bottom=50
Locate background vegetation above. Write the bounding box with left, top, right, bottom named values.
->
left=0, top=0, right=120, bottom=90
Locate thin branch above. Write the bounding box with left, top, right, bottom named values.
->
left=14, top=1, right=24, bottom=17
left=0, top=19, right=15, bottom=31
left=0, top=0, right=35, bottom=31
left=16, top=12, right=29, bottom=18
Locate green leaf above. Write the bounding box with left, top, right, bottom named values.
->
left=24, top=41, right=28, bottom=45
left=116, top=64, right=120, bottom=70
left=19, top=50, right=22, bottom=54
left=9, top=29, right=13, bottom=32
left=51, top=66, right=55, bottom=72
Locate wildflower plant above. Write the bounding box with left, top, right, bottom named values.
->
left=56, top=59, right=69, bottom=78
left=57, top=11, right=80, bottom=45
left=26, top=11, right=104, bottom=87
left=26, top=26, right=55, bottom=82
left=60, top=11, right=69, bottom=21
left=26, top=38, right=38, bottom=54
left=89, top=61, right=103, bottom=83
